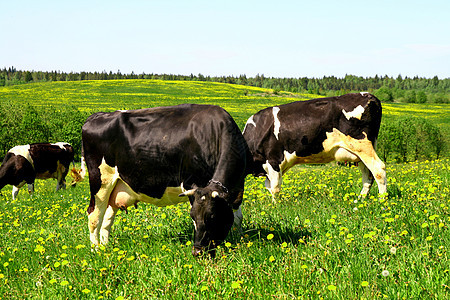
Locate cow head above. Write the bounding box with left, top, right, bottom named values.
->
left=179, top=181, right=234, bottom=258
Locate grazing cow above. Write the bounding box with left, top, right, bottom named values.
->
left=0, top=142, right=75, bottom=199
left=81, top=104, right=249, bottom=257
left=243, top=93, right=387, bottom=199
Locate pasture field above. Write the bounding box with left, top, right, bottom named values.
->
left=1, top=79, right=449, bottom=133
left=0, top=80, right=449, bottom=299
left=0, top=159, right=448, bottom=299
left=0, top=79, right=319, bottom=130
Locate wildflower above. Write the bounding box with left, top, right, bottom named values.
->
left=60, top=280, right=69, bottom=286
left=231, top=280, right=242, bottom=289
left=390, top=247, right=397, bottom=255
left=82, top=288, right=90, bottom=293
left=361, top=281, right=369, bottom=287
left=267, top=233, right=274, bottom=240
left=327, top=284, right=337, bottom=291
left=381, top=270, right=390, bottom=277
left=269, top=256, right=275, bottom=262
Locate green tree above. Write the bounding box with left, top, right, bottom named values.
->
left=374, top=86, right=393, bottom=102
left=416, top=90, right=427, bottom=103
left=20, top=104, right=50, bottom=143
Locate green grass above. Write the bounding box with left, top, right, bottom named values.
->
left=0, top=159, right=448, bottom=299
left=0, top=80, right=449, bottom=298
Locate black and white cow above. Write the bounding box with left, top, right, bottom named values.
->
left=81, top=104, right=249, bottom=257
left=243, top=93, right=387, bottom=199
left=0, top=143, right=74, bottom=199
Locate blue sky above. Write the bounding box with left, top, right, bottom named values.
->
left=1, top=0, right=449, bottom=78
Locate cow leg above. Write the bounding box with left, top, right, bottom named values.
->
left=88, top=193, right=110, bottom=245
left=263, top=161, right=282, bottom=201
left=359, top=163, right=374, bottom=196
left=342, top=141, right=387, bottom=195
left=56, top=163, right=67, bottom=191
left=232, top=206, right=243, bottom=234
left=27, top=183, right=34, bottom=195
left=329, top=131, right=387, bottom=195
left=56, top=179, right=66, bottom=191
left=89, top=160, right=120, bottom=246
left=12, top=181, right=26, bottom=200
left=358, top=155, right=387, bottom=195
left=100, top=205, right=118, bottom=244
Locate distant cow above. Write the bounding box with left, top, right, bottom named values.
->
left=81, top=104, right=249, bottom=257
left=243, top=93, right=387, bottom=199
left=0, top=142, right=75, bottom=199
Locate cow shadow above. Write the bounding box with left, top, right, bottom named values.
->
left=174, top=224, right=313, bottom=247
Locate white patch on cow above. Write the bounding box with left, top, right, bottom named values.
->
left=262, top=160, right=282, bottom=200
left=52, top=142, right=68, bottom=149
left=242, top=115, right=256, bottom=134
left=360, top=92, right=369, bottom=96
left=89, top=158, right=190, bottom=245
left=10, top=145, right=34, bottom=166
left=192, top=219, right=197, bottom=231
left=342, top=105, right=365, bottom=120
left=273, top=107, right=281, bottom=140
left=117, top=110, right=128, bottom=112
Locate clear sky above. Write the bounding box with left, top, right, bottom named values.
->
left=1, top=0, right=449, bottom=78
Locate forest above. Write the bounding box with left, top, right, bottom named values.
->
left=1, top=67, right=449, bottom=104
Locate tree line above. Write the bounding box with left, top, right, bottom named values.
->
left=1, top=67, right=448, bottom=103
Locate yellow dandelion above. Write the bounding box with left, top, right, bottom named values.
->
left=267, top=233, right=274, bottom=240
left=327, top=284, right=337, bottom=291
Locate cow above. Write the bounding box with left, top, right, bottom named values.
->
left=243, top=92, right=387, bottom=200
left=81, top=104, right=249, bottom=257
left=0, top=142, right=75, bottom=199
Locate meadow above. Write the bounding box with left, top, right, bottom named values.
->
left=0, top=80, right=449, bottom=299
